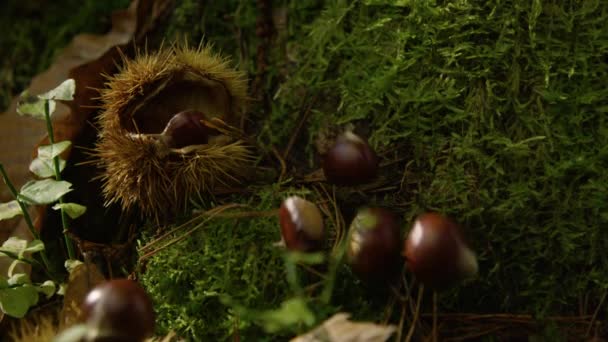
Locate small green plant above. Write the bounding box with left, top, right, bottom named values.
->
left=0, top=79, right=85, bottom=318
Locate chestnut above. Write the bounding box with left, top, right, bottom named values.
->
left=346, top=207, right=402, bottom=283
left=81, top=279, right=155, bottom=341
left=161, top=110, right=209, bottom=148
left=403, top=212, right=478, bottom=290
left=322, top=131, right=379, bottom=186
left=279, top=196, right=325, bottom=252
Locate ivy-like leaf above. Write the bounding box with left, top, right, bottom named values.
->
left=57, top=283, right=67, bottom=296
left=16, top=92, right=56, bottom=119
left=0, top=237, right=27, bottom=253
left=29, top=157, right=67, bottom=178
left=38, top=141, right=72, bottom=160
left=18, top=179, right=73, bottom=205
left=0, top=237, right=45, bottom=259
left=64, top=259, right=83, bottom=274
left=37, top=280, right=56, bottom=299
left=0, top=283, right=39, bottom=318
left=38, top=79, right=76, bottom=101
left=8, top=260, right=25, bottom=278
left=8, top=273, right=31, bottom=286
left=52, top=203, right=87, bottom=219
left=0, top=201, right=22, bottom=221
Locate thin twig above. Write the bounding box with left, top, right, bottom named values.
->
left=586, top=289, right=607, bottom=337
left=433, top=291, right=438, bottom=342
left=405, top=285, right=424, bottom=342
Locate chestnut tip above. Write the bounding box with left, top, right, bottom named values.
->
left=279, top=196, right=325, bottom=252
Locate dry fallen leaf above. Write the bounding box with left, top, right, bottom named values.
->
left=290, top=313, right=397, bottom=342
left=60, top=261, right=106, bottom=326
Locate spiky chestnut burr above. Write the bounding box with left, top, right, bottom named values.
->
left=94, top=45, right=252, bottom=222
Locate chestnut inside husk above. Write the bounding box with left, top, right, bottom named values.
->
left=161, top=110, right=210, bottom=148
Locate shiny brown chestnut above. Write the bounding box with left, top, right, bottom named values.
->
left=161, top=110, right=209, bottom=148
left=322, top=131, right=379, bottom=186
left=346, top=207, right=402, bottom=283
left=403, top=212, right=478, bottom=290
left=81, top=279, right=155, bottom=342
left=279, top=196, right=325, bottom=252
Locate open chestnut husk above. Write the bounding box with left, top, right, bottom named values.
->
left=279, top=196, right=325, bottom=252
left=403, top=212, right=478, bottom=290
left=81, top=279, right=155, bottom=341
left=322, top=131, right=379, bottom=186
left=346, top=207, right=402, bottom=283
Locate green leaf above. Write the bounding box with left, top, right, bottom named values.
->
left=8, top=273, right=31, bottom=286
left=8, top=260, right=25, bottom=277
left=0, top=201, right=22, bottom=221
left=0, top=237, right=28, bottom=253
left=258, top=297, right=316, bottom=333
left=57, top=283, right=67, bottom=296
left=16, top=93, right=56, bottom=119
left=52, top=203, right=87, bottom=219
left=29, top=157, right=66, bottom=178
left=38, top=141, right=72, bottom=159
left=0, top=284, right=39, bottom=318
left=18, top=179, right=73, bottom=205
left=38, top=79, right=75, bottom=101
left=0, top=237, right=45, bottom=259
left=37, top=280, right=56, bottom=299
left=23, top=240, right=45, bottom=254
left=64, top=259, right=83, bottom=274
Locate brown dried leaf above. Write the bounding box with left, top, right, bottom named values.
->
left=60, top=261, right=106, bottom=326
left=290, top=313, right=397, bottom=342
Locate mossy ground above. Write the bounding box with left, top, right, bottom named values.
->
left=2, top=0, right=607, bottom=340
left=138, top=0, right=608, bottom=340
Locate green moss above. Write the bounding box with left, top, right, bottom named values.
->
left=0, top=0, right=131, bottom=110
left=141, top=0, right=608, bottom=340
left=139, top=186, right=296, bottom=340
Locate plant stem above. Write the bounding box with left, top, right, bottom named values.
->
left=0, top=163, right=53, bottom=274
left=44, top=100, right=75, bottom=260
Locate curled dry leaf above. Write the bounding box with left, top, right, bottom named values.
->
left=60, top=261, right=105, bottom=326
left=0, top=0, right=173, bottom=241
left=290, top=313, right=397, bottom=342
